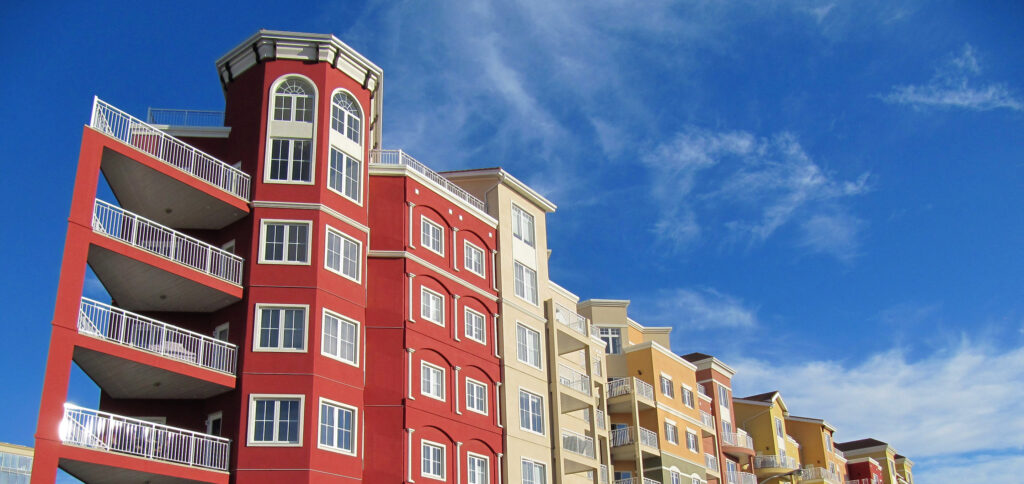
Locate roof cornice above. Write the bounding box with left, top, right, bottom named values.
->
left=442, top=168, right=557, bottom=213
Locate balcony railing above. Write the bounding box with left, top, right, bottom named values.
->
left=701, top=410, right=715, bottom=428
left=834, top=449, right=846, bottom=459
left=844, top=480, right=871, bottom=484
left=613, top=478, right=659, bottom=484
left=722, top=431, right=755, bottom=450
left=147, top=108, right=225, bottom=127
left=705, top=452, right=719, bottom=470
left=754, top=454, right=799, bottom=470
left=697, top=383, right=709, bottom=397
left=561, top=430, right=595, bottom=459
left=554, top=303, right=588, bottom=337
left=558, top=364, right=592, bottom=396
left=92, top=98, right=249, bottom=200
left=739, top=471, right=758, bottom=484
left=596, top=409, right=606, bottom=430
left=370, top=149, right=486, bottom=212
left=600, top=464, right=609, bottom=484
left=60, top=404, right=229, bottom=471
left=639, top=426, right=658, bottom=447
left=92, top=200, right=244, bottom=285
left=610, top=426, right=658, bottom=448
left=801, top=466, right=841, bottom=483
left=607, top=377, right=655, bottom=401
left=593, top=357, right=603, bottom=377
left=78, top=298, right=237, bottom=374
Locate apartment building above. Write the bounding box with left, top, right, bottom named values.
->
left=844, top=457, right=883, bottom=484
left=0, top=443, right=33, bottom=484
left=834, top=439, right=914, bottom=484
left=784, top=416, right=846, bottom=483
left=682, top=354, right=756, bottom=484
left=732, top=392, right=802, bottom=484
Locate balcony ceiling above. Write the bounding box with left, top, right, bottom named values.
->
left=74, top=346, right=233, bottom=400
left=60, top=457, right=216, bottom=484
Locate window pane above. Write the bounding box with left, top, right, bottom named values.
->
left=323, top=314, right=339, bottom=358
left=345, top=156, right=361, bottom=201
left=260, top=309, right=280, bottom=348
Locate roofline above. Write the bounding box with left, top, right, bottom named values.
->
left=689, top=355, right=738, bottom=378
left=786, top=415, right=837, bottom=432
left=442, top=168, right=557, bottom=213
left=624, top=340, right=697, bottom=371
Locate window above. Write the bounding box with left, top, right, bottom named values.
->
left=325, top=227, right=361, bottom=281
left=718, top=385, right=730, bottom=408
left=516, top=323, right=542, bottom=368
left=722, top=420, right=733, bottom=435
left=775, top=417, right=784, bottom=438
left=670, top=472, right=682, bottom=484
left=682, top=387, right=695, bottom=408
left=421, top=217, right=444, bottom=255
left=331, top=91, right=361, bottom=144
left=421, top=440, right=445, bottom=480
left=322, top=311, right=358, bottom=365
left=467, top=453, right=489, bottom=484
left=660, top=375, right=675, bottom=397
left=261, top=221, right=310, bottom=264
left=421, top=362, right=445, bottom=401
left=268, top=138, right=312, bottom=182
left=599, top=327, right=622, bottom=354
left=665, top=420, right=679, bottom=444
left=255, top=306, right=306, bottom=351
left=249, top=395, right=302, bottom=445
left=328, top=147, right=361, bottom=202
left=318, top=399, right=355, bottom=454
left=466, top=378, right=488, bottom=415
left=615, top=471, right=632, bottom=480
left=511, top=204, right=535, bottom=247
left=513, top=262, right=538, bottom=304
left=825, top=433, right=833, bottom=451
left=692, top=477, right=702, bottom=484
left=421, top=288, right=445, bottom=326
left=464, top=308, right=486, bottom=344
left=464, top=241, right=485, bottom=277
left=522, top=459, right=546, bottom=484
left=726, top=461, right=738, bottom=484
left=273, top=78, right=314, bottom=122
left=519, top=389, right=544, bottom=434
left=686, top=430, right=699, bottom=452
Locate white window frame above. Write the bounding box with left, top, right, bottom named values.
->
left=467, top=452, right=489, bottom=484
left=511, top=203, right=535, bottom=247
left=519, top=388, right=545, bottom=435
left=330, top=89, right=363, bottom=145
left=660, top=374, right=675, bottom=398
left=686, top=429, right=699, bottom=452
left=321, top=309, right=359, bottom=366
left=726, top=460, right=739, bottom=484
left=421, top=287, right=445, bottom=326
left=324, top=225, right=361, bottom=282
left=266, top=138, right=314, bottom=184
left=327, top=146, right=362, bottom=204
left=599, top=326, right=623, bottom=354
left=213, top=322, right=229, bottom=342
left=522, top=458, right=547, bottom=484
left=317, top=397, right=357, bottom=456
left=775, top=417, right=784, bottom=438
left=253, top=304, right=308, bottom=352
left=464, top=307, right=487, bottom=344
left=421, top=216, right=445, bottom=256
left=421, top=361, right=446, bottom=401
left=259, top=220, right=312, bottom=265
left=682, top=386, right=695, bottom=408
left=513, top=261, right=539, bottom=305
left=516, top=323, right=543, bottom=369
left=247, top=394, right=304, bottom=446
left=272, top=78, right=315, bottom=122
left=465, top=377, right=488, bottom=415
left=421, top=439, right=446, bottom=480
left=665, top=419, right=679, bottom=444
left=464, top=240, right=485, bottom=277
left=671, top=471, right=682, bottom=484
left=718, top=385, right=730, bottom=408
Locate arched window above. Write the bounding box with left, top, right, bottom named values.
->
left=274, top=79, right=314, bottom=122
left=331, top=91, right=362, bottom=144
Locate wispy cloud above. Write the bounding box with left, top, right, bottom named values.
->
left=643, top=128, right=869, bottom=260
left=639, top=287, right=759, bottom=330
left=881, top=44, right=1023, bottom=111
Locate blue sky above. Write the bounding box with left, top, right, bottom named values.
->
left=2, top=0, right=1022, bottom=480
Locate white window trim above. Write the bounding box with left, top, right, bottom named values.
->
left=265, top=75, right=317, bottom=185
left=521, top=457, right=547, bottom=484
left=329, top=87, right=364, bottom=152
left=213, top=322, right=229, bottom=342
left=206, top=411, right=223, bottom=435
left=686, top=428, right=700, bottom=452
left=512, top=261, right=539, bottom=306
left=317, top=397, right=358, bottom=456
left=259, top=219, right=313, bottom=265
left=465, top=377, right=489, bottom=416
left=464, top=307, right=487, bottom=345
left=320, top=308, right=360, bottom=367
left=665, top=418, right=679, bottom=444
left=466, top=451, right=490, bottom=484
left=660, top=373, right=675, bottom=397
left=516, top=322, right=543, bottom=370
left=421, top=216, right=445, bottom=256
left=265, top=138, right=315, bottom=185
left=253, top=304, right=309, bottom=353
left=420, top=287, right=446, bottom=326
left=463, top=240, right=486, bottom=277
left=324, top=224, right=362, bottom=283
left=511, top=203, right=536, bottom=248
left=518, top=387, right=546, bottom=436
left=247, top=393, right=305, bottom=447
left=420, top=361, right=447, bottom=402
left=326, top=145, right=364, bottom=206
left=421, top=439, right=447, bottom=481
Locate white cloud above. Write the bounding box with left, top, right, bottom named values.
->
left=640, top=287, right=759, bottom=330
left=881, top=44, right=1023, bottom=111
left=914, top=453, right=1024, bottom=483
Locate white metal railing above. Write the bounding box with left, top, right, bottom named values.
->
left=370, top=149, right=486, bottom=211
left=613, top=479, right=636, bottom=484
left=701, top=410, right=715, bottom=428
left=705, top=452, right=719, bottom=470
left=739, top=471, right=758, bottom=484
left=596, top=409, right=606, bottom=430
left=561, top=430, right=595, bottom=459
left=60, top=403, right=229, bottom=471
left=610, top=427, right=632, bottom=447
left=643, top=478, right=658, bottom=484
left=78, top=298, right=237, bottom=374
left=147, top=108, right=225, bottom=127
left=607, top=377, right=655, bottom=401
left=554, top=303, right=588, bottom=337
left=834, top=449, right=846, bottom=459
left=91, top=98, right=249, bottom=200
left=593, top=357, right=603, bottom=377
left=92, top=200, right=243, bottom=284
left=697, top=384, right=709, bottom=396
left=754, top=454, right=799, bottom=470
left=722, top=431, right=755, bottom=450
left=802, top=466, right=841, bottom=483
left=844, top=480, right=871, bottom=484
left=558, top=364, right=592, bottom=396
left=639, top=426, right=658, bottom=447
left=600, top=464, right=609, bottom=484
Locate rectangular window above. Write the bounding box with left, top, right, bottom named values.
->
left=421, top=362, right=445, bottom=401
left=421, top=440, right=445, bottom=480
left=726, top=460, right=738, bottom=484
left=775, top=417, right=784, bottom=438
left=519, top=389, right=544, bottom=434
left=513, top=262, right=538, bottom=304
left=692, top=477, right=702, bottom=484
left=464, top=241, right=485, bottom=277
left=516, top=323, right=542, bottom=368
left=718, top=385, right=730, bottom=408
left=682, top=387, right=695, bottom=408
left=268, top=138, right=312, bottom=182
left=249, top=395, right=302, bottom=445
left=660, top=375, right=675, bottom=397
left=421, top=217, right=444, bottom=255
left=671, top=472, right=681, bottom=484
left=466, top=378, right=488, bottom=415
left=686, top=430, right=699, bottom=452
left=328, top=147, right=361, bottom=202
left=321, top=311, right=358, bottom=365
left=665, top=420, right=679, bottom=444
left=318, top=399, right=355, bottom=454
left=421, top=288, right=445, bottom=326
left=325, top=227, right=361, bottom=281
left=522, top=459, right=546, bottom=484
left=467, top=453, right=489, bottom=484
left=255, top=305, right=306, bottom=351
left=723, top=420, right=733, bottom=435
left=825, top=433, right=833, bottom=451
left=511, top=204, right=535, bottom=247
left=464, top=308, right=486, bottom=344
left=599, top=327, right=622, bottom=354
left=261, top=220, right=310, bottom=264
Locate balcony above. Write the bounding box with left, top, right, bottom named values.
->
left=844, top=480, right=871, bottom=484
left=370, top=150, right=487, bottom=212
left=553, top=303, right=589, bottom=353
left=739, top=471, right=758, bottom=484
left=754, top=455, right=799, bottom=472
left=610, top=425, right=659, bottom=460
left=59, top=404, right=229, bottom=482
left=700, top=410, right=716, bottom=434
left=91, top=98, right=249, bottom=229
left=147, top=108, right=225, bottom=127
left=560, top=430, right=597, bottom=473
left=600, top=465, right=610, bottom=484
left=89, top=200, right=243, bottom=312
left=721, top=430, right=756, bottom=457
left=607, top=377, right=656, bottom=413
left=558, top=364, right=592, bottom=412
left=74, top=298, right=236, bottom=399
left=705, top=453, right=719, bottom=473
left=800, top=466, right=842, bottom=483
left=596, top=409, right=607, bottom=430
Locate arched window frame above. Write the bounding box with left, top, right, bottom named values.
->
left=331, top=90, right=363, bottom=145
left=327, top=88, right=365, bottom=204
left=265, top=74, right=319, bottom=185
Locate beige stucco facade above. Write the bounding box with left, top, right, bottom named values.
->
left=733, top=393, right=802, bottom=483
left=785, top=416, right=847, bottom=484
